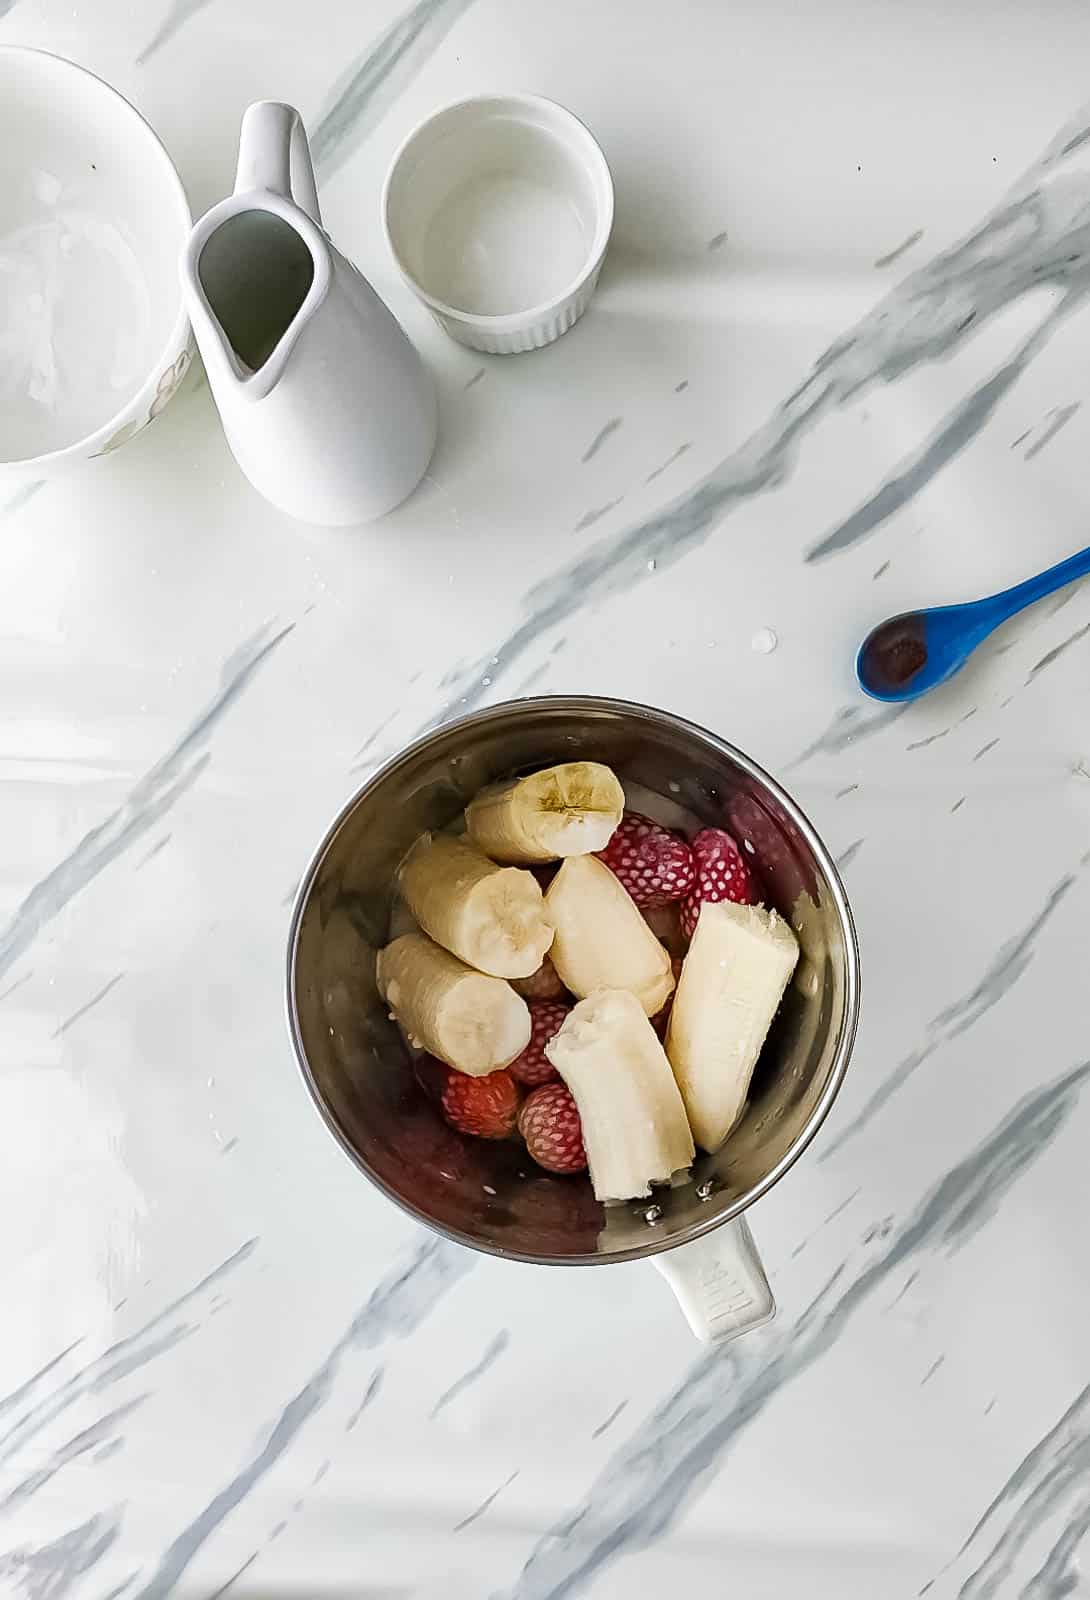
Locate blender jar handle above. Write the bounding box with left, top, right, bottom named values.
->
left=653, top=1215, right=775, bottom=1343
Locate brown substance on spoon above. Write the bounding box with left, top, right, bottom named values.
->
left=859, top=614, right=928, bottom=693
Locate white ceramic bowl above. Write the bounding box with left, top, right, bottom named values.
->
left=0, top=47, right=192, bottom=473
left=382, top=94, right=614, bottom=355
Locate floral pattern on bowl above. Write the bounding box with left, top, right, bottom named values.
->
left=93, top=347, right=193, bottom=457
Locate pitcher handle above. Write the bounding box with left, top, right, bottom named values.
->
left=234, top=101, right=322, bottom=226
left=653, top=1216, right=775, bottom=1344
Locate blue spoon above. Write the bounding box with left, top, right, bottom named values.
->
left=856, top=543, right=1090, bottom=702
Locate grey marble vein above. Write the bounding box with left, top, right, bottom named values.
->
left=674, top=380, right=689, bottom=393
left=0, top=971, right=32, bottom=1004
left=582, top=418, right=623, bottom=463
left=1024, top=401, right=1081, bottom=459
left=645, top=443, right=692, bottom=484
left=874, top=229, right=925, bottom=268
left=835, top=838, right=865, bottom=870
left=823, top=870, right=1077, bottom=1157
left=920, top=1356, right=945, bottom=1386
left=1047, top=578, right=1087, bottom=616
left=492, top=1062, right=1090, bottom=1600
left=420, top=100, right=1090, bottom=725
left=1, top=478, right=42, bottom=512
left=873, top=558, right=891, bottom=578
left=135, top=835, right=171, bottom=871
left=0, top=1396, right=146, bottom=1514
left=51, top=973, right=125, bottom=1038
left=0, top=1239, right=257, bottom=1466
left=952, top=1381, right=1090, bottom=1597
left=206, top=1552, right=258, bottom=1600
left=0, top=623, right=292, bottom=983
left=972, top=738, right=1000, bottom=761
left=575, top=497, right=624, bottom=532
left=349, top=709, right=399, bottom=770
left=789, top=703, right=907, bottom=768
left=0, top=1508, right=122, bottom=1600
left=907, top=728, right=951, bottom=751
left=592, top=1402, right=628, bottom=1440
left=432, top=1330, right=509, bottom=1417
left=835, top=783, right=860, bottom=799
left=464, top=368, right=486, bottom=391
left=951, top=796, right=967, bottom=813
left=311, top=0, right=477, bottom=179
left=1026, top=619, right=1090, bottom=681
left=132, top=1236, right=470, bottom=1599
left=454, top=1470, right=519, bottom=1534
left=136, top=0, right=211, bottom=64
left=806, top=342, right=1046, bottom=562
left=0, top=1339, right=82, bottom=1424
left=345, top=1366, right=384, bottom=1431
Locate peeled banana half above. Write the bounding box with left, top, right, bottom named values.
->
left=465, top=761, right=624, bottom=863
left=545, top=854, right=675, bottom=1016
left=666, top=900, right=799, bottom=1151
left=397, top=832, right=553, bottom=979
left=546, top=989, right=695, bottom=1202
left=377, top=932, right=531, bottom=1076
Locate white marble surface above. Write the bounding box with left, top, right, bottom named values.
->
left=3, top=1, right=1090, bottom=1595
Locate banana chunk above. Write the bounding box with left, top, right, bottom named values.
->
left=666, top=901, right=799, bottom=1151
left=544, top=854, right=674, bottom=1016
left=377, top=932, right=530, bottom=1076
left=545, top=989, right=694, bottom=1202
left=398, top=833, right=553, bottom=979
left=465, top=761, right=624, bottom=863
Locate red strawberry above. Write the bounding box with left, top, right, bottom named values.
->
left=512, top=956, right=567, bottom=1002
left=508, top=999, right=569, bottom=1087
left=518, top=1082, right=587, bottom=1174
left=597, top=813, right=695, bottom=908
left=680, top=827, right=759, bottom=939
left=440, top=1068, right=520, bottom=1139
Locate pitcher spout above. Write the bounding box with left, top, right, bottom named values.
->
left=182, top=190, right=331, bottom=403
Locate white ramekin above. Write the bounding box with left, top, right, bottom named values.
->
left=382, top=93, right=613, bottom=356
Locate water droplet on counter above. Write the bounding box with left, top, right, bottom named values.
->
left=647, top=559, right=656, bottom=572
left=751, top=627, right=778, bottom=655
left=668, top=780, right=681, bottom=794
left=644, top=1204, right=663, bottom=1225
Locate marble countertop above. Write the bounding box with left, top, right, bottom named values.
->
left=4, top=1, right=1090, bottom=1595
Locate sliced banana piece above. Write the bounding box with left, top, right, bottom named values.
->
left=545, top=989, right=694, bottom=1201
left=377, top=932, right=530, bottom=1076
left=465, top=761, right=624, bottom=863
left=544, top=854, right=674, bottom=1016
left=398, top=833, right=553, bottom=979
left=665, top=900, right=799, bottom=1151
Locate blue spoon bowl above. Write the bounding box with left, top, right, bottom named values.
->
left=857, top=542, right=1090, bottom=702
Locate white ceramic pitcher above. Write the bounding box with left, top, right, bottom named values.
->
left=182, top=102, right=436, bottom=526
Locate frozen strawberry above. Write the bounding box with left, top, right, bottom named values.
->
left=596, top=813, right=695, bottom=908
left=518, top=1082, right=587, bottom=1174
left=680, top=827, right=759, bottom=939
left=508, top=999, right=569, bottom=1087
left=440, top=1068, right=520, bottom=1139
left=512, top=956, right=567, bottom=1002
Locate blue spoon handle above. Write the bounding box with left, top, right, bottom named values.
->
left=979, top=543, right=1090, bottom=626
